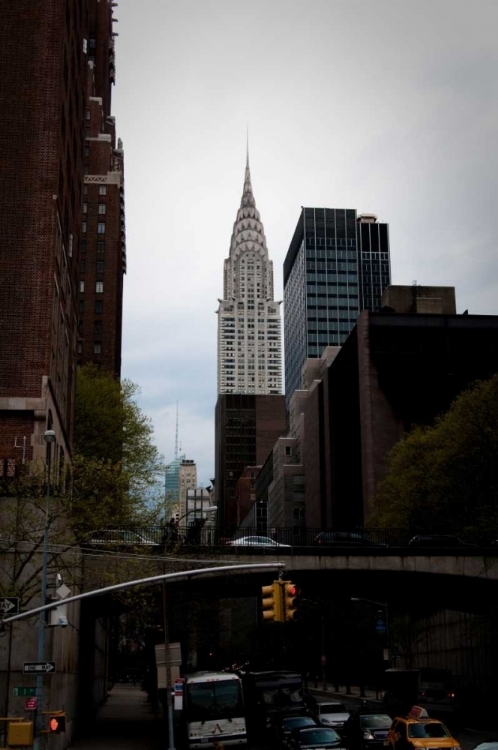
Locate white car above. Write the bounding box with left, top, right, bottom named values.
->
left=316, top=701, right=350, bottom=730
left=227, top=535, right=291, bottom=548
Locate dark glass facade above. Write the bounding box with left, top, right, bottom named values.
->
left=284, top=208, right=391, bottom=401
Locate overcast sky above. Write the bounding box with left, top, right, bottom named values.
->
left=112, top=0, right=498, bottom=486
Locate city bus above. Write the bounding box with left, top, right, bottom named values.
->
left=184, top=671, right=247, bottom=748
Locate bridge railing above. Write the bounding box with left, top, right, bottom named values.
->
left=78, top=526, right=488, bottom=549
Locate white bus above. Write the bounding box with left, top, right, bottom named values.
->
left=184, top=671, right=247, bottom=748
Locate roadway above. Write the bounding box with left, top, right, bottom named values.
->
left=69, top=684, right=496, bottom=750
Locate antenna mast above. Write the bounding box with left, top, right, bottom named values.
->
left=175, top=401, right=179, bottom=460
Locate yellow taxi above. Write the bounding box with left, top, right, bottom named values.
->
left=386, top=707, right=460, bottom=750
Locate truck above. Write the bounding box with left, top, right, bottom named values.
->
left=383, top=668, right=456, bottom=716
left=237, top=670, right=313, bottom=739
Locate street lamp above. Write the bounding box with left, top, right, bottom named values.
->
left=34, top=429, right=56, bottom=750
left=351, top=597, right=390, bottom=668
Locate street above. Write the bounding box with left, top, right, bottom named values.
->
left=68, top=684, right=497, bottom=750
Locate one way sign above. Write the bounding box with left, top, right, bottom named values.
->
left=0, top=597, right=20, bottom=615
left=23, top=662, right=56, bottom=674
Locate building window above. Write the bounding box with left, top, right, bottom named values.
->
left=95, top=300, right=103, bottom=314
left=78, top=300, right=84, bottom=313
left=77, top=342, right=82, bottom=353
left=79, top=281, right=85, bottom=293
left=82, top=203, right=87, bottom=214
left=82, top=221, right=87, bottom=233
left=97, top=223, right=105, bottom=234
left=96, top=260, right=104, bottom=274
left=80, top=240, right=87, bottom=253
left=89, top=38, right=96, bottom=49
left=94, top=321, right=102, bottom=335
left=79, top=260, right=85, bottom=274
left=95, top=281, right=103, bottom=294
left=99, top=185, right=107, bottom=195
left=98, top=204, right=106, bottom=215
left=97, top=241, right=105, bottom=254
left=85, top=109, right=90, bottom=120
left=93, top=342, right=101, bottom=354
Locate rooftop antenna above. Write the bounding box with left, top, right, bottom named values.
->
left=246, top=126, right=250, bottom=168
left=175, top=401, right=179, bottom=460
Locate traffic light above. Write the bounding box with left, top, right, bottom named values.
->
left=283, top=581, right=300, bottom=621
left=261, top=581, right=283, bottom=622
left=48, top=714, right=66, bottom=734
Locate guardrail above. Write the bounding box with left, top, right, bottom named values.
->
left=79, top=526, right=497, bottom=550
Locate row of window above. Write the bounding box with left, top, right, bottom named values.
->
left=80, top=240, right=105, bottom=254
left=83, top=184, right=107, bottom=196
left=79, top=281, right=104, bottom=293
left=80, top=260, right=104, bottom=273
left=83, top=203, right=106, bottom=214
left=82, top=222, right=106, bottom=234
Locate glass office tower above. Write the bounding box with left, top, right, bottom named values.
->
left=284, top=207, right=391, bottom=402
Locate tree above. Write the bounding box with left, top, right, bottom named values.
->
left=72, top=364, right=165, bottom=531
left=0, top=365, right=165, bottom=606
left=372, top=374, right=498, bottom=539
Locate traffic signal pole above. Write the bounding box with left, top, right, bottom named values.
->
left=3, top=563, right=286, bottom=626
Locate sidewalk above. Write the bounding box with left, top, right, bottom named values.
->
left=69, top=684, right=163, bottom=750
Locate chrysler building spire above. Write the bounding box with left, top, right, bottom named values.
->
left=216, top=152, right=282, bottom=395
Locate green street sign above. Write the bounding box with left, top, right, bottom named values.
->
left=13, top=687, right=36, bottom=697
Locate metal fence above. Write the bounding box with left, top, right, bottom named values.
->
left=80, top=526, right=495, bottom=550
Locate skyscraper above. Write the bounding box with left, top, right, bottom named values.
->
left=217, top=153, right=282, bottom=395
left=215, top=152, right=286, bottom=530
left=283, top=208, right=391, bottom=401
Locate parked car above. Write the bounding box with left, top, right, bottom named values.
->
left=227, top=535, right=291, bottom=548
left=316, top=701, right=350, bottom=730
left=315, top=532, right=385, bottom=547
left=85, top=529, right=158, bottom=546
left=343, top=710, right=392, bottom=749
left=407, top=534, right=471, bottom=548
left=288, top=725, right=344, bottom=750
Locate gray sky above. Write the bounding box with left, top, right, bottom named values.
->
left=113, top=0, right=498, bottom=486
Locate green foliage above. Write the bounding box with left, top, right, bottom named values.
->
left=73, top=364, right=165, bottom=530
left=373, top=374, right=498, bottom=539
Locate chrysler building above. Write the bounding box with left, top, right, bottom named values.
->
left=217, top=153, right=282, bottom=394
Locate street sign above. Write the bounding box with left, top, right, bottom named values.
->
left=25, top=698, right=38, bottom=710
left=0, top=597, right=20, bottom=615
left=13, top=687, right=36, bottom=697
left=23, top=662, right=56, bottom=674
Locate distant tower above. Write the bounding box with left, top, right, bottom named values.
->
left=216, top=151, right=282, bottom=395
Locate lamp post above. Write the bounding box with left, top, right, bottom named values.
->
left=351, top=597, right=390, bottom=668
left=33, top=429, right=56, bottom=750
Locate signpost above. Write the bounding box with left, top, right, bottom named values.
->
left=0, top=597, right=20, bottom=616
left=23, top=662, right=56, bottom=675
left=25, top=698, right=38, bottom=710
left=13, top=687, right=37, bottom=697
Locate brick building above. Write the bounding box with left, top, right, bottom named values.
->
left=214, top=394, right=286, bottom=531
left=301, top=287, right=498, bottom=528
left=0, top=1, right=89, bottom=473
left=78, top=0, right=125, bottom=374
left=0, top=0, right=123, bottom=479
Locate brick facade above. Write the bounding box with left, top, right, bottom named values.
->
left=0, top=0, right=123, bottom=477
left=0, top=0, right=88, bottom=471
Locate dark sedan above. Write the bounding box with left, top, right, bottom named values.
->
left=274, top=715, right=317, bottom=745
left=343, top=711, right=393, bottom=749
left=288, top=726, right=345, bottom=750
left=315, top=532, right=385, bottom=547
left=408, top=534, right=471, bottom=548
